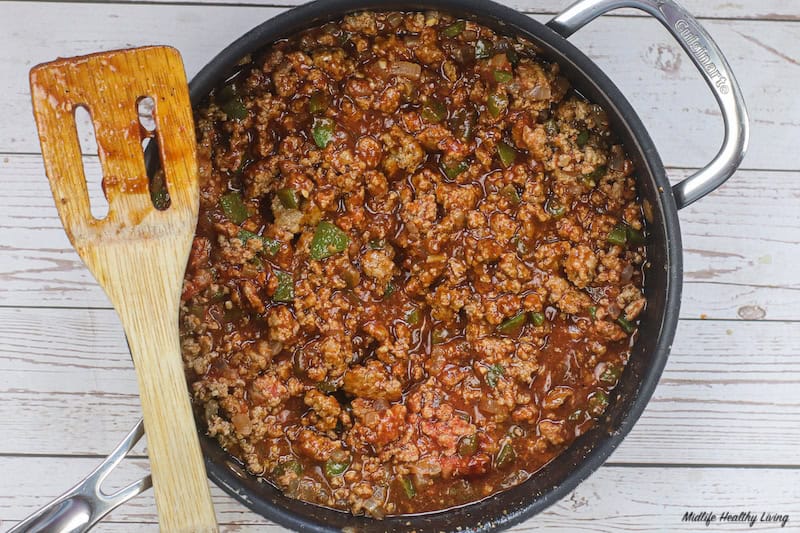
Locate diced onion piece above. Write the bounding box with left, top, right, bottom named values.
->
left=231, top=413, right=251, bottom=435
left=387, top=12, right=403, bottom=27
left=403, top=34, right=420, bottom=47
left=373, top=398, right=390, bottom=411
left=479, top=395, right=508, bottom=415
left=529, top=84, right=551, bottom=101
left=390, top=61, right=422, bottom=79
left=361, top=485, right=386, bottom=519
left=609, top=144, right=626, bottom=171
left=410, top=456, right=442, bottom=476
left=621, top=263, right=634, bottom=283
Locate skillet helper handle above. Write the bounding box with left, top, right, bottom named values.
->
left=547, top=0, right=750, bottom=209
left=7, top=420, right=151, bottom=533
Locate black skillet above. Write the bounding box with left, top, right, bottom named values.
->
left=189, top=0, right=749, bottom=531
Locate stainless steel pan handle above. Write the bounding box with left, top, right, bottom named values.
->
left=547, top=0, right=750, bottom=209
left=8, top=420, right=151, bottom=533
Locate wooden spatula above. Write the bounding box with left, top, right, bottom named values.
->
left=30, top=46, right=218, bottom=532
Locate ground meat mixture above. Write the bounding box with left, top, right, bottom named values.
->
left=180, top=10, right=647, bottom=518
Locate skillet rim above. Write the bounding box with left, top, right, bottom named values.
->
left=187, top=1, right=683, bottom=530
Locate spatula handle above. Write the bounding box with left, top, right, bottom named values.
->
left=116, top=283, right=218, bottom=533
left=29, top=46, right=217, bottom=531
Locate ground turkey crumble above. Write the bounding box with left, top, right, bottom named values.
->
left=179, top=10, right=647, bottom=517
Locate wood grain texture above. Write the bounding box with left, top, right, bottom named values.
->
left=30, top=48, right=217, bottom=532
left=2, top=307, right=799, bottom=465
left=0, top=3, right=798, bottom=171
left=2, top=155, right=796, bottom=319
left=2, top=456, right=798, bottom=531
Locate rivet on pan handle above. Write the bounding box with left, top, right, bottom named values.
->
left=547, top=0, right=750, bottom=209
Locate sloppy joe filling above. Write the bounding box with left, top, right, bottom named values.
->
left=180, top=10, right=647, bottom=517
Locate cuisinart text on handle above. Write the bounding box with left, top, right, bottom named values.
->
left=674, top=19, right=730, bottom=94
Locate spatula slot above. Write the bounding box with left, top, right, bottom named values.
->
left=137, top=96, right=157, bottom=134
left=138, top=96, right=171, bottom=211
left=144, top=137, right=171, bottom=211
left=74, top=104, right=109, bottom=220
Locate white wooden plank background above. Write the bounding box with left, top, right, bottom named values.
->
left=1, top=0, right=799, bottom=531
left=3, top=4, right=800, bottom=171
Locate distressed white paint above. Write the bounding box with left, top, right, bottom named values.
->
left=2, top=307, right=800, bottom=464
left=1, top=457, right=799, bottom=531
left=1, top=4, right=799, bottom=170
